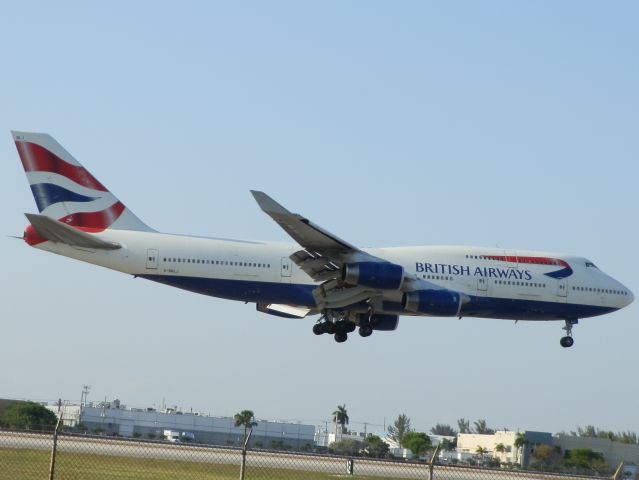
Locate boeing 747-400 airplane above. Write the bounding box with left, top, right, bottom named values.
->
left=12, top=131, right=634, bottom=347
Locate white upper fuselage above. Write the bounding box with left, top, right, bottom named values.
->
left=31, top=228, right=634, bottom=321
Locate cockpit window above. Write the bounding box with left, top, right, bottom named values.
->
left=585, top=262, right=598, bottom=269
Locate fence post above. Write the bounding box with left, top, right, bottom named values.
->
left=427, top=445, right=440, bottom=480
left=239, top=429, right=253, bottom=480
left=612, top=462, right=625, bottom=480
left=48, top=415, right=62, bottom=480
left=346, top=458, right=354, bottom=475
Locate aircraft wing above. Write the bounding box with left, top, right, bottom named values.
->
left=251, top=191, right=387, bottom=283
left=250, top=191, right=359, bottom=254
left=251, top=191, right=449, bottom=314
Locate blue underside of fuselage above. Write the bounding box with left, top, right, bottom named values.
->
left=139, top=275, right=616, bottom=320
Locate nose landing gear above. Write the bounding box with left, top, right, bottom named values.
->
left=560, top=336, right=574, bottom=348
left=560, top=319, right=578, bottom=348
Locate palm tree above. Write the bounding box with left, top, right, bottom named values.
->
left=431, top=423, right=457, bottom=436
left=514, top=433, right=526, bottom=466
left=476, top=445, right=488, bottom=463
left=234, top=410, right=258, bottom=443
left=495, top=442, right=506, bottom=461
left=332, top=404, right=349, bottom=436
left=473, top=419, right=495, bottom=435
left=457, top=418, right=471, bottom=434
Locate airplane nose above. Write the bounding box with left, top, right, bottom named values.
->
left=611, top=277, right=633, bottom=308
left=618, top=281, right=634, bottom=308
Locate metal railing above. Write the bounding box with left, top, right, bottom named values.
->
left=0, top=427, right=615, bottom=480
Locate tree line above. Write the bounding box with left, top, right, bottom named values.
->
left=560, top=425, right=638, bottom=445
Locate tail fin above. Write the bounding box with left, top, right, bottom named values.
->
left=12, top=131, right=152, bottom=232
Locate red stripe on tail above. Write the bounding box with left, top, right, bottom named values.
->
left=15, top=141, right=108, bottom=192
left=58, top=202, right=125, bottom=230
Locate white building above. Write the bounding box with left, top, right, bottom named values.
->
left=314, top=430, right=369, bottom=447
left=48, top=400, right=315, bottom=450
left=45, top=404, right=81, bottom=428
left=457, top=430, right=639, bottom=473
left=457, top=430, right=553, bottom=466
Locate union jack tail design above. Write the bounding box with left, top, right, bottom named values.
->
left=12, top=131, right=152, bottom=233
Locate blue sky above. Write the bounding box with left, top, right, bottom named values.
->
left=1, top=1, right=637, bottom=435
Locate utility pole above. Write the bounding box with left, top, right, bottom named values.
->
left=80, top=385, right=90, bottom=407
left=80, top=384, right=91, bottom=426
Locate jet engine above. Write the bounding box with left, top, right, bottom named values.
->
left=402, top=289, right=465, bottom=316
left=356, top=313, right=399, bottom=331
left=342, top=262, right=404, bottom=290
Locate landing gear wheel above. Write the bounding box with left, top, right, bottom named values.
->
left=560, top=319, right=577, bottom=348
left=334, top=331, right=348, bottom=343
left=312, top=323, right=324, bottom=335
left=560, top=336, right=574, bottom=348
left=359, top=325, right=373, bottom=337
left=335, top=320, right=355, bottom=333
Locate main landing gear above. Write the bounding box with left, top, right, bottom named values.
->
left=313, top=319, right=355, bottom=342
left=313, top=311, right=362, bottom=343
left=560, top=319, right=578, bottom=348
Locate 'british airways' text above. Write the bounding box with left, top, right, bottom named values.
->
left=415, top=262, right=533, bottom=281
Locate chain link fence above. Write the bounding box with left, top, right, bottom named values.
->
left=0, top=427, right=618, bottom=480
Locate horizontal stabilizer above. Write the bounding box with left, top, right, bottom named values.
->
left=256, top=303, right=311, bottom=319
left=25, top=213, right=121, bottom=250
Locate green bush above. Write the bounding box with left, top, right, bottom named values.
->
left=0, top=402, right=57, bottom=430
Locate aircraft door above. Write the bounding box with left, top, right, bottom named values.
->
left=280, top=257, right=292, bottom=282
left=557, top=279, right=568, bottom=299
left=476, top=277, right=488, bottom=295
left=146, top=249, right=159, bottom=270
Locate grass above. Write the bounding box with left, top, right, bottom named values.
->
left=0, top=448, right=388, bottom=480
left=0, top=448, right=50, bottom=480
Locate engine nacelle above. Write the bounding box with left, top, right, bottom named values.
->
left=342, top=262, right=404, bottom=290
left=357, top=313, right=399, bottom=331
left=402, top=289, right=463, bottom=317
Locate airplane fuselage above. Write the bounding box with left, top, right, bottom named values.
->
left=13, top=130, right=633, bottom=347
left=28, top=228, right=632, bottom=321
